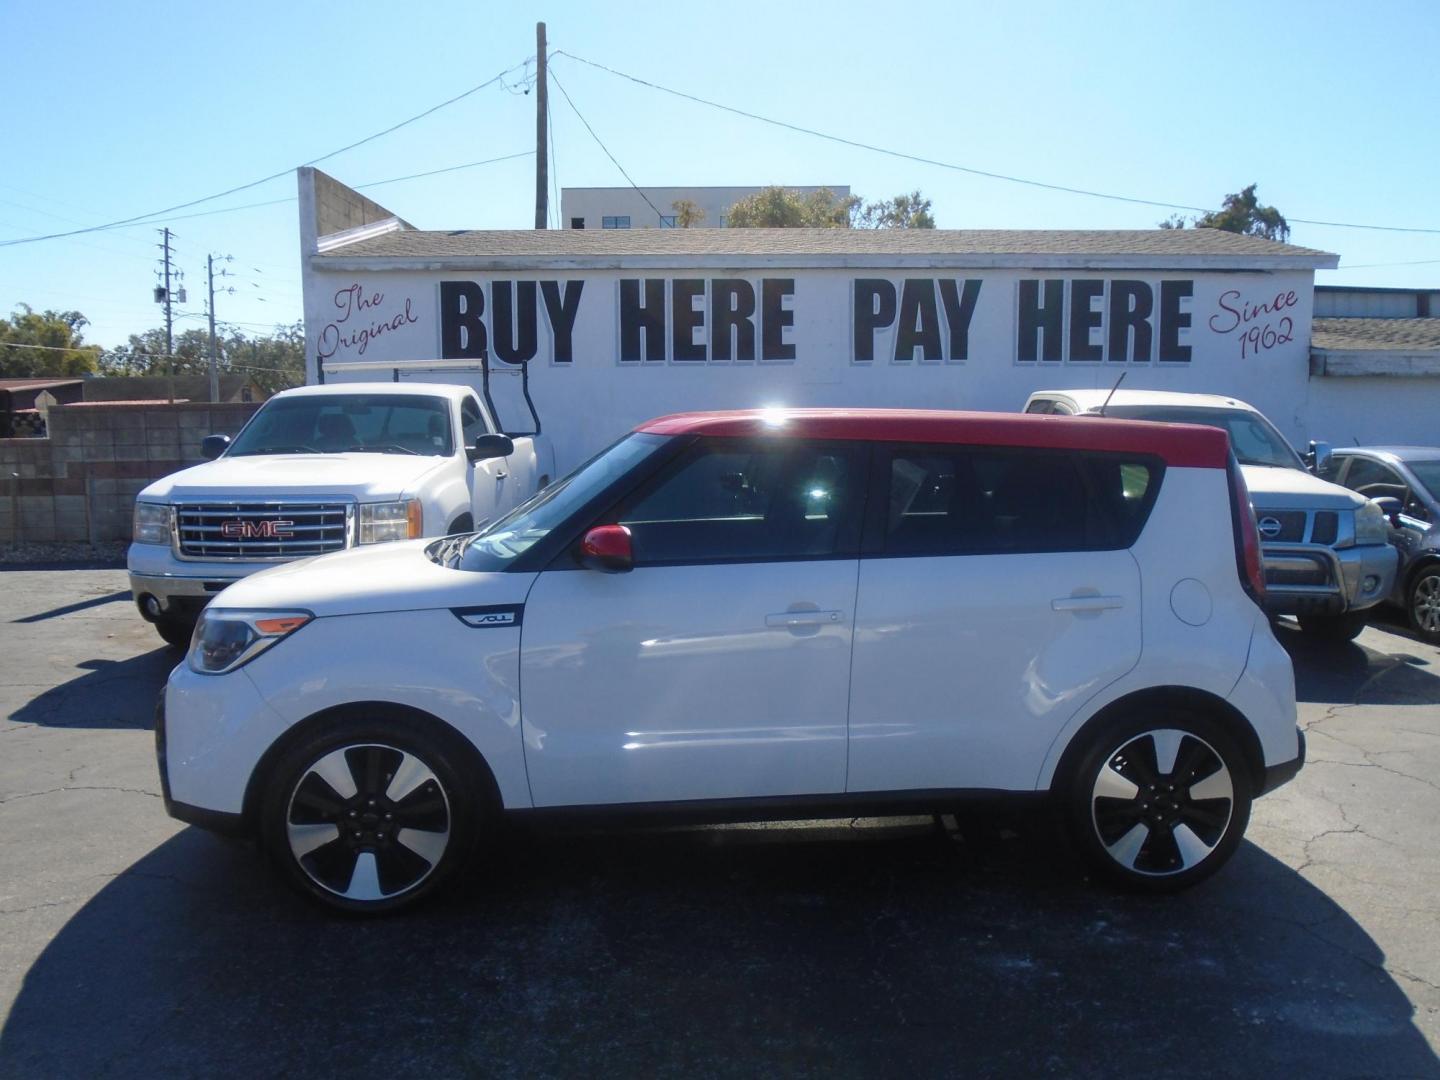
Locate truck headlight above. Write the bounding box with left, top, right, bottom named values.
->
left=188, top=610, right=312, bottom=675
left=1354, top=500, right=1389, bottom=545
left=132, top=501, right=171, bottom=545
left=358, top=499, right=423, bottom=544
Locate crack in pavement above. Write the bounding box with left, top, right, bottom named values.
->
left=0, top=785, right=160, bottom=806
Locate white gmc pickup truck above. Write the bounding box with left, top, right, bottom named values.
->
left=128, top=381, right=554, bottom=646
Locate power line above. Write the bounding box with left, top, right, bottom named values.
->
left=0, top=59, right=533, bottom=249
left=549, top=67, right=664, bottom=224
left=552, top=50, right=1440, bottom=237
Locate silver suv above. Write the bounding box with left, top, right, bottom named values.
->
left=1025, top=390, right=1397, bottom=641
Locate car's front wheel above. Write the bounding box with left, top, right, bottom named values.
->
left=1407, top=567, right=1440, bottom=642
left=260, top=717, right=478, bottom=915
left=1066, top=712, right=1252, bottom=892
left=154, top=616, right=196, bottom=650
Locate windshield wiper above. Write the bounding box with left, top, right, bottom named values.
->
left=232, top=445, right=320, bottom=456
left=344, top=443, right=421, bottom=456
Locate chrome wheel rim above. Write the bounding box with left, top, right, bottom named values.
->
left=1412, top=575, right=1440, bottom=635
left=285, top=743, right=451, bottom=902
left=1090, top=729, right=1234, bottom=877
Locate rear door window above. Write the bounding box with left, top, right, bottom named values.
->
left=872, top=446, right=1161, bottom=556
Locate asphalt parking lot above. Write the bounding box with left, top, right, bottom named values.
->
left=1, top=566, right=1438, bottom=1079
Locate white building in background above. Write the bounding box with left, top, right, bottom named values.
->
left=559, top=185, right=850, bottom=230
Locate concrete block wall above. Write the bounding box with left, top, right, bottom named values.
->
left=0, top=402, right=260, bottom=545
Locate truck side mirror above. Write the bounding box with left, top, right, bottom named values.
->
left=468, top=434, right=514, bottom=462
left=201, top=434, right=230, bottom=460
left=579, top=525, right=633, bottom=573
left=1373, top=496, right=1403, bottom=527
left=1306, top=440, right=1332, bottom=476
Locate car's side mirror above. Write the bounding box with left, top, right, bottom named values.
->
left=1373, top=496, right=1404, bottom=527
left=579, top=524, right=633, bottom=573
left=467, top=433, right=515, bottom=462
left=201, top=434, right=230, bottom=460
left=1306, top=439, right=1332, bottom=475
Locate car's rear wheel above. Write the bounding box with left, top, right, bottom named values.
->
left=1297, top=611, right=1368, bottom=642
left=1407, top=568, right=1440, bottom=642
left=260, top=718, right=478, bottom=915
left=1066, top=712, right=1252, bottom=892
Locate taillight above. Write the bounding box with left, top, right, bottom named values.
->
left=1228, top=456, right=1265, bottom=604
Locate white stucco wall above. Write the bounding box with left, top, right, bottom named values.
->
left=302, top=264, right=1350, bottom=473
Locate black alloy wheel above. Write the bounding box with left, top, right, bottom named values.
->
left=263, top=723, right=476, bottom=914
left=1069, top=713, right=1251, bottom=892
left=1408, top=568, right=1440, bottom=642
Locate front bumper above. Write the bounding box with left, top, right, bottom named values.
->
left=1258, top=730, right=1306, bottom=796
left=1261, top=541, right=1397, bottom=616
left=155, top=693, right=248, bottom=835
left=128, top=542, right=272, bottom=622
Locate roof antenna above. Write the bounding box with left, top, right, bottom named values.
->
left=1099, top=371, right=1127, bottom=416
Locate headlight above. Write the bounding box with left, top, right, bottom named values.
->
left=187, top=609, right=312, bottom=675
left=358, top=499, right=423, bottom=544
left=132, top=502, right=171, bottom=545
left=1353, top=500, right=1390, bottom=545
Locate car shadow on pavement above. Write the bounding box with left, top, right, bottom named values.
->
left=7, top=647, right=178, bottom=729
left=1, top=817, right=1436, bottom=1079
left=1276, top=621, right=1440, bottom=707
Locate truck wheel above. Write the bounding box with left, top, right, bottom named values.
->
left=1064, top=711, right=1251, bottom=893
left=1407, top=568, right=1440, bottom=642
left=448, top=514, right=473, bottom=534
left=1297, top=612, right=1368, bottom=643
left=260, top=717, right=479, bottom=915
left=154, top=617, right=196, bottom=650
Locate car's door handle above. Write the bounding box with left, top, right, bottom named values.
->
left=765, top=610, right=844, bottom=628
left=1051, top=595, right=1125, bottom=612
left=495, top=471, right=508, bottom=479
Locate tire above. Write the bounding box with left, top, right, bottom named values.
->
left=1064, top=710, right=1252, bottom=893
left=1407, top=567, right=1440, bottom=642
left=259, top=715, right=480, bottom=915
left=1297, top=611, right=1368, bottom=642
left=154, top=617, right=196, bottom=650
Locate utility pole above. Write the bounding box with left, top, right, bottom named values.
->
left=535, top=21, right=548, bottom=229
left=206, top=254, right=219, bottom=403
left=157, top=227, right=177, bottom=403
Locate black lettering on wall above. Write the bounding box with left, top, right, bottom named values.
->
left=1018, top=279, right=1063, bottom=363
left=619, top=278, right=666, bottom=363
left=492, top=281, right=538, bottom=365
left=711, top=279, right=756, bottom=362
left=938, top=279, right=982, bottom=360
left=440, top=281, right=487, bottom=359
left=671, top=279, right=707, bottom=362
left=1158, top=280, right=1193, bottom=362
left=1107, top=280, right=1153, bottom=362
left=540, top=280, right=583, bottom=363
left=894, top=279, right=942, bottom=362
left=853, top=279, right=897, bottom=363
left=1068, top=279, right=1105, bottom=363
left=762, top=278, right=796, bottom=361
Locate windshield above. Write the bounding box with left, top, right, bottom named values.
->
left=228, top=394, right=454, bottom=456
left=1100, top=405, right=1304, bottom=470
left=455, top=433, right=668, bottom=571
left=1408, top=461, right=1440, bottom=502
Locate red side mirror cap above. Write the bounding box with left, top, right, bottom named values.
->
left=580, top=524, right=633, bottom=573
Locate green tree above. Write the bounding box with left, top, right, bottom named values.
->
left=671, top=199, right=706, bottom=228
left=0, top=305, right=100, bottom=377
left=96, top=321, right=305, bottom=393
left=1157, top=184, right=1290, bottom=242
left=854, top=190, right=936, bottom=229
left=724, top=186, right=859, bottom=228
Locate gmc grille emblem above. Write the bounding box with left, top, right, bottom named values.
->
left=1257, top=517, right=1283, bottom=540
left=221, top=519, right=295, bottom=539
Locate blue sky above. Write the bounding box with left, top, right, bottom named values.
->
left=3, top=0, right=1437, bottom=349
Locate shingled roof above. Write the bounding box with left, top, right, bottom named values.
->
left=1311, top=318, right=1440, bottom=353
left=313, top=226, right=1337, bottom=270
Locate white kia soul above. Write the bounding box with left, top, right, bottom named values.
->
left=159, top=409, right=1302, bottom=913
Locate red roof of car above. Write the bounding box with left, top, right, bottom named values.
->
left=635, top=409, right=1229, bottom=469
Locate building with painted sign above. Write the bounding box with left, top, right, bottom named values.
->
left=299, top=168, right=1437, bottom=474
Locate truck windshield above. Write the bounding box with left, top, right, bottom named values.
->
left=228, top=394, right=454, bottom=456
left=455, top=433, right=668, bottom=572
left=1100, top=405, right=1305, bottom=471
